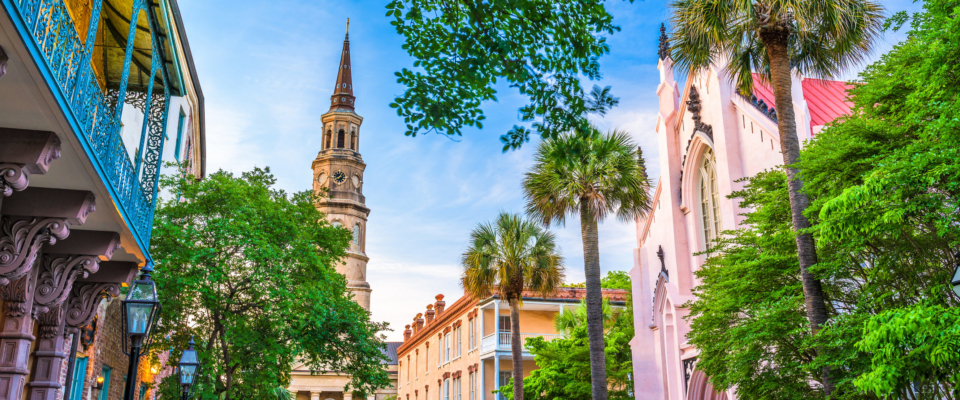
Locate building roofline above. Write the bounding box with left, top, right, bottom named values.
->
left=167, top=0, right=206, bottom=178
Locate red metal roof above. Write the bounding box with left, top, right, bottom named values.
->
left=750, top=74, right=854, bottom=128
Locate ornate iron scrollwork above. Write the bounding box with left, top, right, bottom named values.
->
left=0, top=217, right=71, bottom=284
left=683, top=357, right=698, bottom=392
left=139, top=91, right=169, bottom=203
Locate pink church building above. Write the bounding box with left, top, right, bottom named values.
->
left=629, top=27, right=853, bottom=400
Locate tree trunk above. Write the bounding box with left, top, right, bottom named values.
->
left=760, top=28, right=834, bottom=395
left=579, top=201, right=608, bottom=400
left=509, top=298, right=524, bottom=400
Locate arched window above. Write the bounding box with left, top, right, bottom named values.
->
left=698, top=147, right=721, bottom=250
left=337, top=130, right=345, bottom=148
left=332, top=220, right=342, bottom=228
left=324, top=130, right=332, bottom=149
left=350, top=130, right=357, bottom=150
left=353, top=223, right=361, bottom=246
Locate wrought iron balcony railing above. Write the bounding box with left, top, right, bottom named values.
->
left=6, top=0, right=173, bottom=261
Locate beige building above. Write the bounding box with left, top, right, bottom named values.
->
left=396, top=289, right=628, bottom=400
left=288, top=23, right=400, bottom=400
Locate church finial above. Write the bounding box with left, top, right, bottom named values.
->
left=658, top=23, right=669, bottom=61
left=330, top=19, right=356, bottom=111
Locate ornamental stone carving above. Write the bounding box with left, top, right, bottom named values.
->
left=35, top=304, right=64, bottom=339
left=0, top=273, right=31, bottom=317
left=0, top=130, right=62, bottom=196
left=658, top=23, right=670, bottom=61
left=686, top=86, right=714, bottom=141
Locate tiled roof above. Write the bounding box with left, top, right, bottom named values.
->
left=750, top=73, right=854, bottom=128
left=382, top=341, right=401, bottom=365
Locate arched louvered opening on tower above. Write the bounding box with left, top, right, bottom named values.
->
left=337, top=129, right=345, bottom=148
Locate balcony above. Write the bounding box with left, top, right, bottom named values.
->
left=4, top=0, right=181, bottom=260
left=480, top=332, right=561, bottom=354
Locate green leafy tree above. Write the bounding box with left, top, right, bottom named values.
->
left=523, top=128, right=651, bottom=400
left=668, top=0, right=883, bottom=392
left=385, top=0, right=626, bottom=150
left=149, top=168, right=391, bottom=400
left=686, top=1, right=960, bottom=397
left=461, top=212, right=565, bottom=400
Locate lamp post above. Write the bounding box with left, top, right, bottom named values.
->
left=121, top=266, right=161, bottom=400
left=178, top=338, right=200, bottom=400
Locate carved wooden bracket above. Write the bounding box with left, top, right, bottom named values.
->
left=34, top=254, right=100, bottom=311
left=0, top=217, right=70, bottom=284
left=0, top=130, right=62, bottom=196
left=64, top=282, right=120, bottom=329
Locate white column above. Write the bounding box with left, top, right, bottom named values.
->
left=344, top=392, right=353, bottom=400
left=493, top=300, right=500, bottom=347
left=311, top=391, right=321, bottom=400
left=478, top=305, right=484, bottom=349
left=479, top=359, right=485, bottom=400
left=493, top=355, right=500, bottom=400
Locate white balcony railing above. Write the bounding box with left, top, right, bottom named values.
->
left=480, top=332, right=561, bottom=354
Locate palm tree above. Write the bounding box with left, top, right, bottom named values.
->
left=523, top=128, right=651, bottom=400
left=554, top=299, right=617, bottom=336
left=461, top=212, right=564, bottom=400
left=668, top=0, right=883, bottom=393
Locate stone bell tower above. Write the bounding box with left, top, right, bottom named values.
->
left=312, top=20, right=372, bottom=310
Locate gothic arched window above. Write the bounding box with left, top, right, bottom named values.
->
left=332, top=220, right=342, bottom=228
left=698, top=147, right=721, bottom=251
left=353, top=223, right=361, bottom=246
left=337, top=129, right=345, bottom=148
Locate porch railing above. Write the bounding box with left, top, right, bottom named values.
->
left=6, top=0, right=171, bottom=259
left=480, top=332, right=562, bottom=354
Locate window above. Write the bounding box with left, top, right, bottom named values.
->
left=174, top=108, right=186, bottom=161
left=69, top=357, right=88, bottom=400
left=415, top=352, right=419, bottom=379
left=98, top=367, right=112, bottom=400
left=354, top=224, right=362, bottom=246
left=139, top=383, right=148, bottom=400
left=399, top=361, right=402, bottom=383
left=468, top=372, right=475, bottom=400
left=698, top=147, right=722, bottom=251
left=444, top=333, right=451, bottom=363
left=407, top=356, right=411, bottom=383
left=469, top=319, right=475, bottom=349
left=456, top=327, right=462, bottom=358
left=337, top=129, right=346, bottom=148
left=456, top=377, right=462, bottom=400
left=444, top=379, right=450, bottom=400
left=426, top=343, right=430, bottom=371
left=498, top=372, right=512, bottom=400
left=325, top=130, right=332, bottom=149
left=498, top=316, right=511, bottom=332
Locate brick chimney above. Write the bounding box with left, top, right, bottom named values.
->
left=416, top=313, right=425, bottom=331
left=425, top=304, right=435, bottom=323
left=434, top=294, right=446, bottom=315
left=404, top=324, right=412, bottom=341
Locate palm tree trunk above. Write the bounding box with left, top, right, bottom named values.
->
left=579, top=201, right=608, bottom=400
left=509, top=298, right=524, bottom=400
left=761, top=28, right=834, bottom=395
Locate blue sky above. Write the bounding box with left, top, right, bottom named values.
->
left=177, top=0, right=920, bottom=340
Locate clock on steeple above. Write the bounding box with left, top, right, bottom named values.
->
left=311, top=21, right=372, bottom=311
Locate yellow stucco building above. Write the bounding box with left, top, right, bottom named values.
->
left=396, top=289, right=628, bottom=400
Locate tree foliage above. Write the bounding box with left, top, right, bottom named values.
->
left=149, top=168, right=391, bottom=400
left=385, top=0, right=626, bottom=150
left=499, top=275, right=634, bottom=400
left=686, top=0, right=960, bottom=398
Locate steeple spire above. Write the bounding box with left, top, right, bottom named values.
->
left=330, top=19, right=355, bottom=111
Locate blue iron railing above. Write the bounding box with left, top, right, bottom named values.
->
left=6, top=0, right=170, bottom=261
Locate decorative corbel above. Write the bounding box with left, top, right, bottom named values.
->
left=0, top=130, right=62, bottom=197
left=0, top=217, right=70, bottom=284
left=35, top=304, right=64, bottom=339
left=64, top=282, right=120, bottom=329
left=33, top=254, right=100, bottom=312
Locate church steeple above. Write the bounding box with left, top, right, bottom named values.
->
left=330, top=19, right=355, bottom=111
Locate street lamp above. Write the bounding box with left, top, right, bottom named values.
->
left=121, top=266, right=161, bottom=400
left=178, top=338, right=200, bottom=400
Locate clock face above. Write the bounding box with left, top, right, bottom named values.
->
left=333, top=171, right=347, bottom=184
